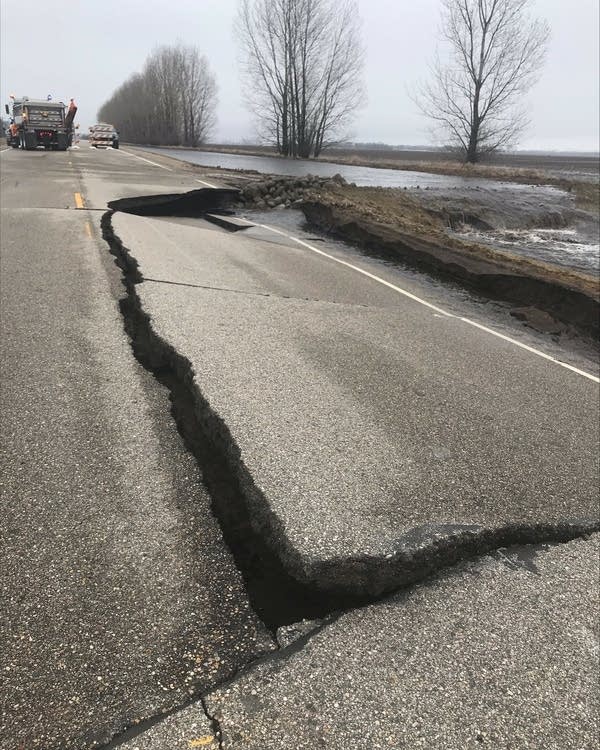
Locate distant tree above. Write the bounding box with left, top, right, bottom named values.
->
left=418, top=0, right=549, bottom=163
left=236, top=0, right=364, bottom=158
left=98, top=44, right=217, bottom=147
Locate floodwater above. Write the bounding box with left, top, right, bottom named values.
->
left=456, top=226, right=599, bottom=273
left=145, top=147, right=536, bottom=191
left=145, top=147, right=598, bottom=273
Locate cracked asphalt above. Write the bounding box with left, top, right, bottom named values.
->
left=0, top=148, right=273, bottom=749
left=120, top=535, right=600, bottom=750
left=1, top=144, right=598, bottom=749
left=204, top=535, right=600, bottom=750
left=110, top=209, right=599, bottom=592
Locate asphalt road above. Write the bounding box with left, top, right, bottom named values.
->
left=0, top=147, right=274, bottom=749
left=1, top=144, right=598, bottom=749
left=106, top=163, right=599, bottom=596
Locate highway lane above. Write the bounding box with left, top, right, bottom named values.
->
left=105, top=186, right=599, bottom=594
left=1, top=144, right=598, bottom=748
left=0, top=147, right=273, bottom=750
left=202, top=534, right=600, bottom=750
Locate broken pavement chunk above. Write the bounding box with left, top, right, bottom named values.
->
left=108, top=187, right=240, bottom=217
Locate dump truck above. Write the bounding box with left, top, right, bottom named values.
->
left=89, top=123, right=119, bottom=149
left=4, top=97, right=77, bottom=151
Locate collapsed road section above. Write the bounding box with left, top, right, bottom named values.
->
left=98, top=185, right=599, bottom=749
left=101, top=189, right=599, bottom=614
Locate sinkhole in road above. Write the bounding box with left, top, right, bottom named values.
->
left=101, top=209, right=377, bottom=632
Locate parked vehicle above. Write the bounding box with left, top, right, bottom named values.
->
left=4, top=97, right=77, bottom=151
left=89, top=123, right=119, bottom=149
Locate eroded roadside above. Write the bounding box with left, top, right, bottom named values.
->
left=233, top=176, right=600, bottom=341
left=129, top=147, right=599, bottom=341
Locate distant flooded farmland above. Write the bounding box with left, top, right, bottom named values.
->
left=142, top=146, right=599, bottom=274
left=144, top=147, right=539, bottom=190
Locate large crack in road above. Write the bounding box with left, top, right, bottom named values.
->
left=101, top=210, right=378, bottom=630
left=98, top=191, right=598, bottom=747
left=101, top=199, right=598, bottom=606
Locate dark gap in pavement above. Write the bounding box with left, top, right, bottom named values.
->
left=108, top=187, right=240, bottom=217
left=101, top=210, right=378, bottom=632
left=98, top=691, right=222, bottom=750
left=100, top=206, right=599, bottom=634
left=108, top=188, right=255, bottom=231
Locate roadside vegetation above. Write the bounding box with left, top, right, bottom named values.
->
left=417, top=0, right=549, bottom=163
left=235, top=0, right=364, bottom=158
left=96, top=0, right=561, bottom=167
left=98, top=44, right=217, bottom=147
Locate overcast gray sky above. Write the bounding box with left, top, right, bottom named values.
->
left=1, top=0, right=598, bottom=151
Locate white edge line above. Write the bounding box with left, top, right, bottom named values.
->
left=195, top=178, right=218, bottom=188
left=120, top=149, right=173, bottom=172
left=118, top=149, right=218, bottom=188
left=236, top=217, right=599, bottom=384
left=458, top=317, right=599, bottom=382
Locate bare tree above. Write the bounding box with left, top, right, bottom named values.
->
left=236, top=0, right=364, bottom=158
left=181, top=48, right=217, bottom=146
left=98, top=44, right=217, bottom=147
left=418, top=0, right=549, bottom=162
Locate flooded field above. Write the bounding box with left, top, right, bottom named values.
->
left=145, top=147, right=540, bottom=190
left=414, top=185, right=600, bottom=274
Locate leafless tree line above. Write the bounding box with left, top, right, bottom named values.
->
left=97, top=0, right=548, bottom=162
left=418, top=0, right=549, bottom=163
left=98, top=45, right=217, bottom=147
left=236, top=0, right=364, bottom=158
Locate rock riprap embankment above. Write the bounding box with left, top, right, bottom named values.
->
left=236, top=174, right=347, bottom=209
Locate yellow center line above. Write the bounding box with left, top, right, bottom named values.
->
left=74, top=192, right=85, bottom=209
left=84, top=221, right=93, bottom=238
